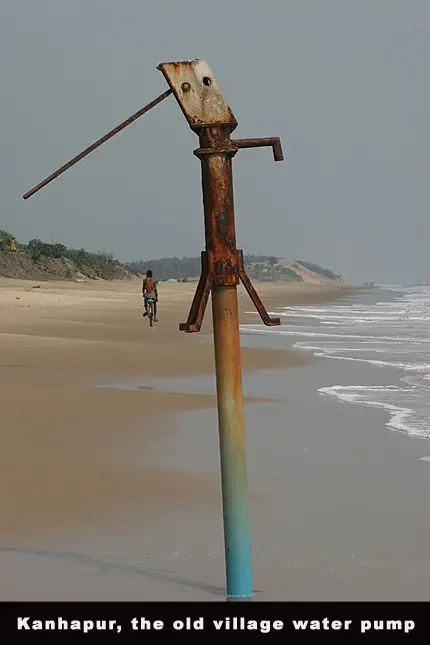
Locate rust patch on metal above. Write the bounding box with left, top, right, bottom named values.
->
left=174, top=66, right=283, bottom=332
left=232, top=137, right=284, bottom=162
left=157, top=60, right=237, bottom=132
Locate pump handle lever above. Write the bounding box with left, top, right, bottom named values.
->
left=23, top=88, right=173, bottom=200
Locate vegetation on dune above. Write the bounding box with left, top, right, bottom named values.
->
left=280, top=267, right=302, bottom=280
left=294, top=260, right=341, bottom=281
left=0, top=230, right=138, bottom=280
left=128, top=255, right=340, bottom=283
left=0, top=229, right=341, bottom=283
left=127, top=255, right=279, bottom=281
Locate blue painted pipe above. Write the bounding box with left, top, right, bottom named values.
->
left=211, top=285, right=253, bottom=598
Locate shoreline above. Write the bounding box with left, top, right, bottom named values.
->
left=0, top=277, right=354, bottom=541
left=2, top=279, right=430, bottom=601
left=276, top=282, right=430, bottom=446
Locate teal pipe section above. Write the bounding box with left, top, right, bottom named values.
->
left=212, top=285, right=253, bottom=598
left=219, top=416, right=253, bottom=597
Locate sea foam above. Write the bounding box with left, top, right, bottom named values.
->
left=241, top=285, right=430, bottom=443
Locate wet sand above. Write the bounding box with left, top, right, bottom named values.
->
left=0, top=277, right=366, bottom=599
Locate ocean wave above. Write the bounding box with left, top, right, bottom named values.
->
left=298, top=350, right=430, bottom=373
left=282, top=314, right=430, bottom=323
left=318, top=384, right=430, bottom=439
left=244, top=284, right=430, bottom=447
left=240, top=325, right=429, bottom=345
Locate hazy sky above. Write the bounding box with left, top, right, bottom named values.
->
left=3, top=0, right=429, bottom=284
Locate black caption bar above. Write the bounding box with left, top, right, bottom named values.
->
left=1, top=601, right=426, bottom=643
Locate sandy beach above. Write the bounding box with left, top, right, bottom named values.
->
left=0, top=277, right=352, bottom=539
left=3, top=277, right=430, bottom=601
left=6, top=276, right=408, bottom=601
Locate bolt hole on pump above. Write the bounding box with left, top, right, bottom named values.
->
left=22, top=59, right=284, bottom=599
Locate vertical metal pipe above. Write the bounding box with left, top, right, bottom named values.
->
left=194, top=127, right=253, bottom=598
left=211, top=285, right=253, bottom=598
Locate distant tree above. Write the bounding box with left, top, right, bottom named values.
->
left=0, top=230, right=14, bottom=251
left=97, top=250, right=115, bottom=262
left=255, top=263, right=266, bottom=279
left=27, top=238, right=44, bottom=261
left=51, top=243, right=68, bottom=258
left=267, top=256, right=279, bottom=281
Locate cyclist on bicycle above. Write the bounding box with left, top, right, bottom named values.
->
left=142, top=270, right=158, bottom=322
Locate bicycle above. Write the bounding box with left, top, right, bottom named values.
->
left=146, top=297, right=155, bottom=327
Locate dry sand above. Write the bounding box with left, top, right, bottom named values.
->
left=0, top=277, right=353, bottom=542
